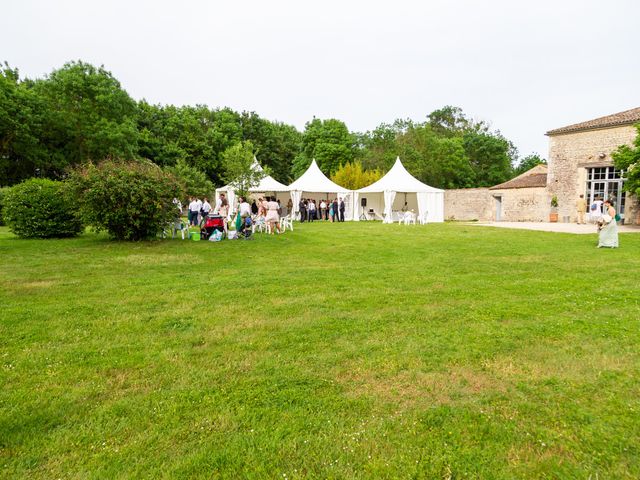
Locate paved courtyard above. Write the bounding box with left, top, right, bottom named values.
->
left=468, top=221, right=640, bottom=235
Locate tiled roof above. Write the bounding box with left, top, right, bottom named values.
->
left=546, top=107, right=640, bottom=136
left=490, top=164, right=547, bottom=190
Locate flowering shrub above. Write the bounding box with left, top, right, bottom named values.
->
left=68, top=160, right=182, bottom=240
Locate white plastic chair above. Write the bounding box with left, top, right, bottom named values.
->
left=253, top=216, right=267, bottom=233
left=280, top=215, right=293, bottom=232
left=418, top=212, right=428, bottom=225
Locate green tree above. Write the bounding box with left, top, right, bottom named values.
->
left=33, top=61, right=139, bottom=166
left=293, top=118, right=354, bottom=177
left=240, top=111, right=302, bottom=183
left=427, top=106, right=471, bottom=137
left=330, top=162, right=383, bottom=190
left=165, top=159, right=214, bottom=199
left=355, top=119, right=410, bottom=172
left=462, top=130, right=516, bottom=187
left=397, top=123, right=475, bottom=188
left=221, top=141, right=265, bottom=198
left=514, top=153, right=547, bottom=176
left=613, top=124, right=640, bottom=198
left=137, top=103, right=242, bottom=185
left=0, top=63, right=50, bottom=184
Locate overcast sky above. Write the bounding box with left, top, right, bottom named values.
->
left=3, top=0, right=639, bottom=160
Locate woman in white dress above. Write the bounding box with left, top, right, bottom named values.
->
left=597, top=199, right=618, bottom=248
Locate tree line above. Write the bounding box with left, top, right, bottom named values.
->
left=1, top=60, right=545, bottom=189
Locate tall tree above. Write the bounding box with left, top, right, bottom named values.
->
left=0, top=64, right=50, bottom=184
left=239, top=111, right=301, bottom=183
left=33, top=61, right=139, bottom=165
left=221, top=141, right=265, bottom=198
left=462, top=130, right=516, bottom=186
left=514, top=153, right=547, bottom=176
left=292, top=118, right=354, bottom=177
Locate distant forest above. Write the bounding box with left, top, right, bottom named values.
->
left=0, top=60, right=545, bottom=188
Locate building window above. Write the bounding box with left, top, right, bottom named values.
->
left=585, top=166, right=626, bottom=217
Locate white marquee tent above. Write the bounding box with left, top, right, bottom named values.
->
left=215, top=158, right=290, bottom=218
left=287, top=159, right=353, bottom=220
left=355, top=157, right=444, bottom=223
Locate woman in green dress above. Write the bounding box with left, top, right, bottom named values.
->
left=597, top=199, right=618, bottom=248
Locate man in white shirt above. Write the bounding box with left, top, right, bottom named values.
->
left=194, top=198, right=203, bottom=225
left=308, top=199, right=317, bottom=222
left=202, top=198, right=212, bottom=217
left=188, top=197, right=200, bottom=226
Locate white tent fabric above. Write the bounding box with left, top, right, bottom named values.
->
left=383, top=190, right=396, bottom=224
left=352, top=192, right=360, bottom=221
left=288, top=159, right=350, bottom=194
left=416, top=192, right=428, bottom=222
left=290, top=190, right=301, bottom=217
left=287, top=159, right=351, bottom=218
left=227, top=190, right=236, bottom=220
left=357, top=157, right=445, bottom=223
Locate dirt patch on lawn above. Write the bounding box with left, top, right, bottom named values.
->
left=335, top=364, right=507, bottom=407
left=481, top=342, right=636, bottom=382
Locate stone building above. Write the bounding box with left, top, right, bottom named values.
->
left=488, top=164, right=548, bottom=222
left=444, top=165, right=548, bottom=222
left=444, top=107, right=640, bottom=224
left=546, top=107, right=640, bottom=224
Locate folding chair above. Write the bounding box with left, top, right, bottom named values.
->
left=280, top=215, right=294, bottom=232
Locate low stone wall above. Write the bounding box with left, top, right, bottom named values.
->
left=492, top=187, right=549, bottom=222
left=624, top=194, right=639, bottom=225
left=444, top=188, right=492, bottom=221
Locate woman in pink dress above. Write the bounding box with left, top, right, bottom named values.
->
left=265, top=196, right=281, bottom=234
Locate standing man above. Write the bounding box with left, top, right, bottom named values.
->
left=195, top=197, right=203, bottom=225
left=299, top=198, right=307, bottom=222
left=576, top=194, right=586, bottom=225
left=202, top=197, right=212, bottom=221
left=188, top=197, right=200, bottom=226
left=308, top=199, right=316, bottom=222
left=338, top=197, right=345, bottom=222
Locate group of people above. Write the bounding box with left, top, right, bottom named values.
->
left=182, top=194, right=289, bottom=235
left=253, top=196, right=284, bottom=234
left=298, top=198, right=345, bottom=222
left=186, top=195, right=227, bottom=226
left=576, top=194, right=619, bottom=248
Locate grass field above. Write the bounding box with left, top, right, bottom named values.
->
left=1, top=222, right=639, bottom=479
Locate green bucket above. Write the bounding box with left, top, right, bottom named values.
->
left=190, top=231, right=201, bottom=241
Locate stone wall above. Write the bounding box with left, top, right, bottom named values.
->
left=491, top=187, right=549, bottom=222
left=444, top=188, right=492, bottom=221
left=547, top=125, right=638, bottom=223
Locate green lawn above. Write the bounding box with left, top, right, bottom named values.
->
left=1, top=222, right=639, bottom=479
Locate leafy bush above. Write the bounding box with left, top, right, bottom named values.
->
left=2, top=179, right=83, bottom=238
left=0, top=187, right=10, bottom=225
left=68, top=160, right=183, bottom=240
